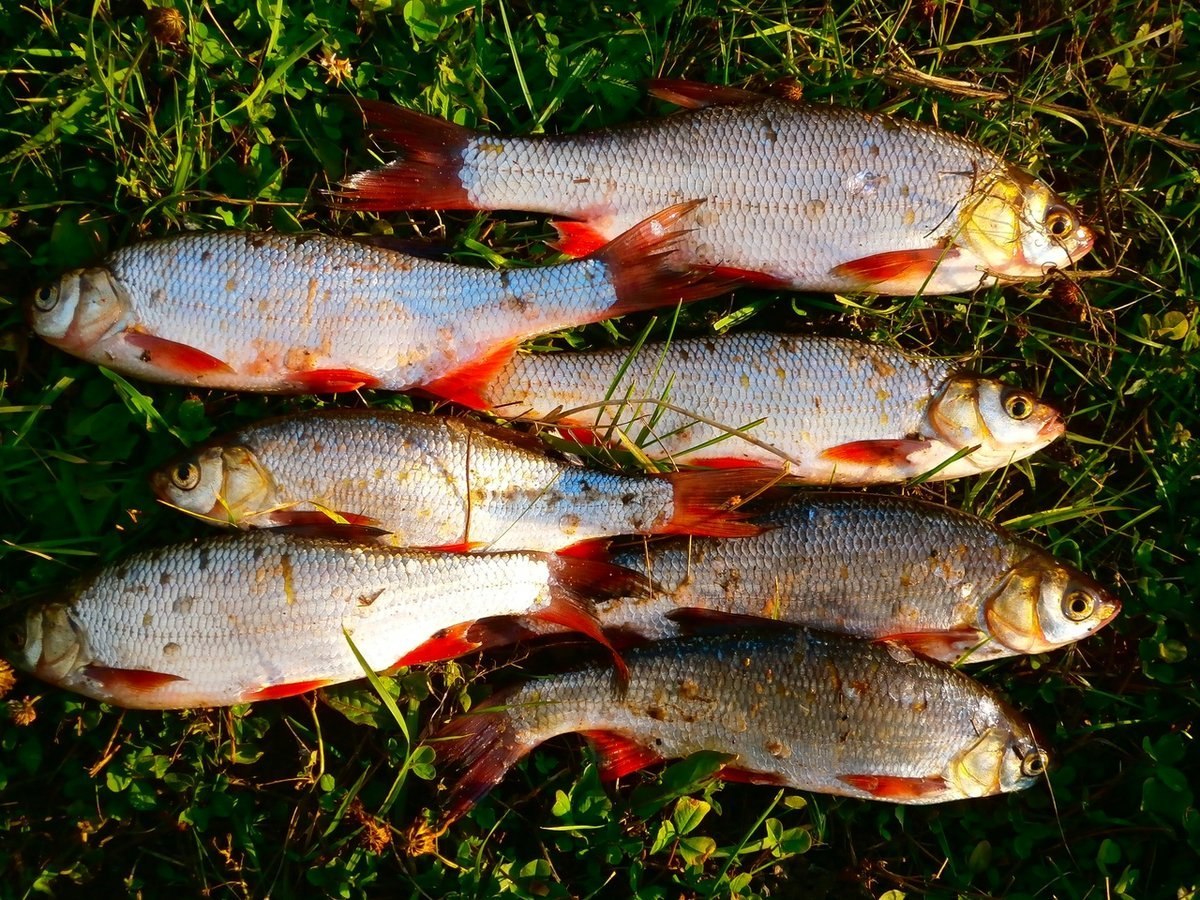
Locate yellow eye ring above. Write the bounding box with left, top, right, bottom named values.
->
left=1020, top=748, right=1049, bottom=778
left=1045, top=207, right=1074, bottom=239
left=1003, top=391, right=1035, bottom=421
left=1063, top=590, right=1096, bottom=622
left=172, top=461, right=202, bottom=491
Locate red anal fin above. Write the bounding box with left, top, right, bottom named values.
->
left=685, top=456, right=775, bottom=470
left=667, top=607, right=796, bottom=635
left=242, top=678, right=333, bottom=702
left=838, top=773, right=948, bottom=801
left=821, top=439, right=932, bottom=467
left=830, top=248, right=959, bottom=289
left=646, top=78, right=764, bottom=109
left=663, top=468, right=788, bottom=538
left=596, top=201, right=739, bottom=318
left=83, top=664, right=185, bottom=696
left=876, top=628, right=988, bottom=664
left=333, top=101, right=478, bottom=211
left=122, top=332, right=234, bottom=378
left=705, top=265, right=795, bottom=290
left=579, top=730, right=661, bottom=780
left=550, top=220, right=609, bottom=258
left=289, top=368, right=380, bottom=394
left=421, top=341, right=519, bottom=410
left=392, top=622, right=482, bottom=668
left=718, top=766, right=790, bottom=786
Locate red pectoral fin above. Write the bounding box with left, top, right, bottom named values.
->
left=420, top=341, right=519, bottom=410
left=550, top=219, right=609, bottom=258
left=288, top=368, right=380, bottom=394
left=645, top=78, right=764, bottom=109
left=838, top=773, right=948, bottom=800
left=122, top=332, right=235, bottom=378
left=83, top=664, right=185, bottom=696
left=580, top=730, right=661, bottom=780
left=392, top=622, right=482, bottom=668
left=821, top=439, right=932, bottom=467
left=876, top=628, right=988, bottom=663
left=830, top=247, right=959, bottom=289
left=242, top=679, right=334, bottom=703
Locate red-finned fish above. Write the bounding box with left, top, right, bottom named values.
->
left=150, top=409, right=784, bottom=551
left=27, top=203, right=727, bottom=399
left=470, top=333, right=1065, bottom=483
left=338, top=80, right=1094, bottom=296
left=2, top=532, right=641, bottom=709
left=574, top=493, right=1118, bottom=663
left=412, top=630, right=1048, bottom=846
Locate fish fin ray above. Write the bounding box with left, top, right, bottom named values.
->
left=122, top=332, right=235, bottom=378
left=876, top=628, right=989, bottom=663
left=645, top=79, right=764, bottom=109
left=550, top=220, right=609, bottom=258
left=420, top=341, right=519, bottom=410
left=663, top=468, right=788, bottom=537
left=704, top=265, right=794, bottom=289
left=288, top=368, right=380, bottom=393
left=391, top=622, right=483, bottom=668
left=820, top=439, right=932, bottom=467
left=831, top=247, right=960, bottom=290
left=718, top=766, right=790, bottom=786
left=579, top=730, right=661, bottom=780
left=838, top=773, right=948, bottom=800
left=242, top=678, right=333, bottom=702
left=83, top=664, right=185, bottom=697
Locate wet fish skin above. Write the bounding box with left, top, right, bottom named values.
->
left=151, top=409, right=775, bottom=551
left=27, top=205, right=723, bottom=395
left=3, top=532, right=632, bottom=709
left=600, top=493, right=1119, bottom=662
left=422, top=630, right=1047, bottom=838
left=478, top=333, right=1064, bottom=482
left=340, top=82, right=1093, bottom=295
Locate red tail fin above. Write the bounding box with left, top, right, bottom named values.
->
left=335, top=100, right=477, bottom=211
left=422, top=693, right=535, bottom=838
left=663, top=469, right=790, bottom=538
left=593, top=201, right=738, bottom=318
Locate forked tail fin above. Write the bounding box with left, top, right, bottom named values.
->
left=663, top=468, right=792, bottom=537
left=335, top=100, right=479, bottom=211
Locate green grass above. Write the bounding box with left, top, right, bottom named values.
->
left=1, top=1, right=1198, bottom=897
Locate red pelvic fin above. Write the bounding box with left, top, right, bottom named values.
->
left=420, top=341, right=519, bottom=410
left=663, top=468, right=787, bottom=537
left=579, top=730, right=661, bottom=780
left=550, top=219, right=609, bottom=258
left=427, top=691, right=533, bottom=833
left=705, top=265, right=795, bottom=289
left=684, top=455, right=774, bottom=470
left=122, top=332, right=235, bottom=379
left=830, top=247, right=959, bottom=289
left=334, top=100, right=477, bottom=211
left=270, top=509, right=381, bottom=529
left=392, top=622, right=482, bottom=668
left=820, top=439, right=931, bottom=467
left=666, top=607, right=795, bottom=635
left=876, top=628, right=988, bottom=663
left=83, top=664, right=185, bottom=696
left=838, top=773, right=948, bottom=801
left=718, top=766, right=790, bottom=786
left=288, top=368, right=380, bottom=394
left=594, top=201, right=738, bottom=318
left=645, top=78, right=764, bottom=109
left=242, top=678, right=332, bottom=702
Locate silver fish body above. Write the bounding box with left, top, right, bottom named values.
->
left=481, top=333, right=1064, bottom=482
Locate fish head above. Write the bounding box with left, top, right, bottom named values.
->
left=28, top=268, right=130, bottom=351
left=3, top=600, right=91, bottom=685
left=984, top=552, right=1120, bottom=654
left=958, top=170, right=1093, bottom=279
left=152, top=444, right=277, bottom=526
left=929, top=376, right=1064, bottom=468
left=947, top=722, right=1048, bottom=798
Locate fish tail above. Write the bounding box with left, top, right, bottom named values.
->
left=592, top=201, right=738, bottom=318
left=662, top=468, right=791, bottom=538
left=334, top=100, right=478, bottom=211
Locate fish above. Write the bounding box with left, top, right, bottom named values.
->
left=27, top=203, right=728, bottom=398
left=150, top=409, right=785, bottom=551
left=338, top=79, right=1094, bottom=296
left=468, top=332, right=1065, bottom=482
left=1, top=532, right=643, bottom=709
left=576, top=493, right=1119, bottom=662
left=413, top=630, right=1048, bottom=845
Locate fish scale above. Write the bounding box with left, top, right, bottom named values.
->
left=425, top=630, right=1043, bottom=837
left=152, top=410, right=776, bottom=551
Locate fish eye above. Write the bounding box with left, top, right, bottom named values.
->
left=1003, top=390, right=1035, bottom=421
left=34, top=284, right=58, bottom=312
left=171, top=461, right=202, bottom=491
left=1020, top=748, right=1049, bottom=778
left=1045, top=206, right=1075, bottom=239
left=1063, top=589, right=1096, bottom=622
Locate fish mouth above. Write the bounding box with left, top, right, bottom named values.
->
left=1037, top=413, right=1065, bottom=439
left=1067, top=225, right=1095, bottom=263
